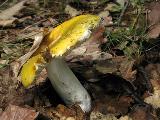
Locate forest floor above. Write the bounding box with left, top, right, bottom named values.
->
left=0, top=0, right=160, bottom=120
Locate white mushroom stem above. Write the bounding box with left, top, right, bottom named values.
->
left=46, top=57, right=91, bottom=112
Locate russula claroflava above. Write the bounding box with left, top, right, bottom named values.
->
left=20, top=14, right=101, bottom=112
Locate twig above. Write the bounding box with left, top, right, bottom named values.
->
left=117, top=0, right=129, bottom=26
left=0, top=0, right=8, bottom=8
left=104, top=24, right=129, bottom=28
left=132, top=8, right=142, bottom=30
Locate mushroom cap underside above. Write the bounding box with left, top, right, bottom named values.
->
left=20, top=14, right=101, bottom=87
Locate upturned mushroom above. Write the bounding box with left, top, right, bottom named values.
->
left=20, top=14, right=101, bottom=112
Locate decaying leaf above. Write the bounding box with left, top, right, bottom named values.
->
left=0, top=0, right=27, bottom=20
left=144, top=64, right=160, bottom=108
left=129, top=106, right=156, bottom=120
left=65, top=5, right=81, bottom=17
left=0, top=0, right=27, bottom=27
left=99, top=10, right=110, bottom=18
left=0, top=19, right=16, bottom=27
left=119, top=58, right=137, bottom=81
left=0, top=104, right=38, bottom=120
left=0, top=60, right=9, bottom=68
left=90, top=112, right=132, bottom=120
left=104, top=3, right=122, bottom=12
left=90, top=112, right=118, bottom=120
left=147, top=1, right=160, bottom=38
left=148, top=24, right=160, bottom=39
left=145, top=83, right=160, bottom=108
left=46, top=104, right=85, bottom=120
left=119, top=116, right=132, bottom=120
left=95, top=60, right=118, bottom=74
left=92, top=95, right=133, bottom=116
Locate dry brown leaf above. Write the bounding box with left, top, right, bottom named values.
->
left=90, top=111, right=132, bottom=120
left=129, top=106, right=156, bottom=120
left=91, top=113, right=132, bottom=120
left=0, top=60, right=9, bottom=65
left=0, top=0, right=27, bottom=20
left=0, top=19, right=16, bottom=27
left=35, top=68, right=47, bottom=85
left=144, top=64, right=160, bottom=108
left=0, top=104, right=38, bottom=120
left=17, top=27, right=47, bottom=40
left=90, top=112, right=118, bottom=120
left=95, top=60, right=118, bottom=74
left=65, top=5, right=81, bottom=17
left=3, top=46, right=13, bottom=55
left=119, top=59, right=137, bottom=81
left=98, top=10, right=113, bottom=26
left=0, top=65, right=34, bottom=109
left=148, top=24, right=160, bottom=39
left=119, top=116, right=132, bottom=120
left=46, top=104, right=85, bottom=120
left=93, top=95, right=132, bottom=116
left=0, top=0, right=27, bottom=27
left=147, top=1, right=160, bottom=38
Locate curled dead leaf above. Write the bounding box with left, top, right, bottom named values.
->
left=0, top=104, right=38, bottom=120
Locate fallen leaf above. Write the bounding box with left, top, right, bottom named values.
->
left=129, top=106, right=156, bottom=120
left=148, top=24, right=160, bottom=39
left=98, top=10, right=110, bottom=19
left=98, top=9, right=113, bottom=26
left=90, top=112, right=118, bottom=120
left=46, top=104, right=85, bottom=120
left=0, top=19, right=16, bottom=27
left=104, top=3, right=122, bottom=12
left=144, top=64, right=160, bottom=108
left=147, top=1, right=160, bottom=26
left=119, top=59, right=137, bottom=81
left=42, top=18, right=58, bottom=27
left=65, top=5, right=81, bottom=17
left=3, top=45, right=13, bottom=54
left=0, top=0, right=27, bottom=20
left=35, top=68, right=47, bottom=85
left=0, top=60, right=9, bottom=68
left=0, top=104, right=38, bottom=120
left=17, top=27, right=45, bottom=40
left=80, top=0, right=111, bottom=7
left=95, top=60, right=118, bottom=74
left=119, top=116, right=132, bottom=120
left=147, top=1, right=160, bottom=38
left=93, top=95, right=132, bottom=116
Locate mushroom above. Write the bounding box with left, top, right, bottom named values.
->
left=20, top=14, right=101, bottom=112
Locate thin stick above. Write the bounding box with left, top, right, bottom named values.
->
left=0, top=0, right=8, bottom=8
left=117, top=0, right=129, bottom=26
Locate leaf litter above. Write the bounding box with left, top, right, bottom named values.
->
left=0, top=0, right=160, bottom=120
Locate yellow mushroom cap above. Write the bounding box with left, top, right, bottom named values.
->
left=20, top=14, right=101, bottom=87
